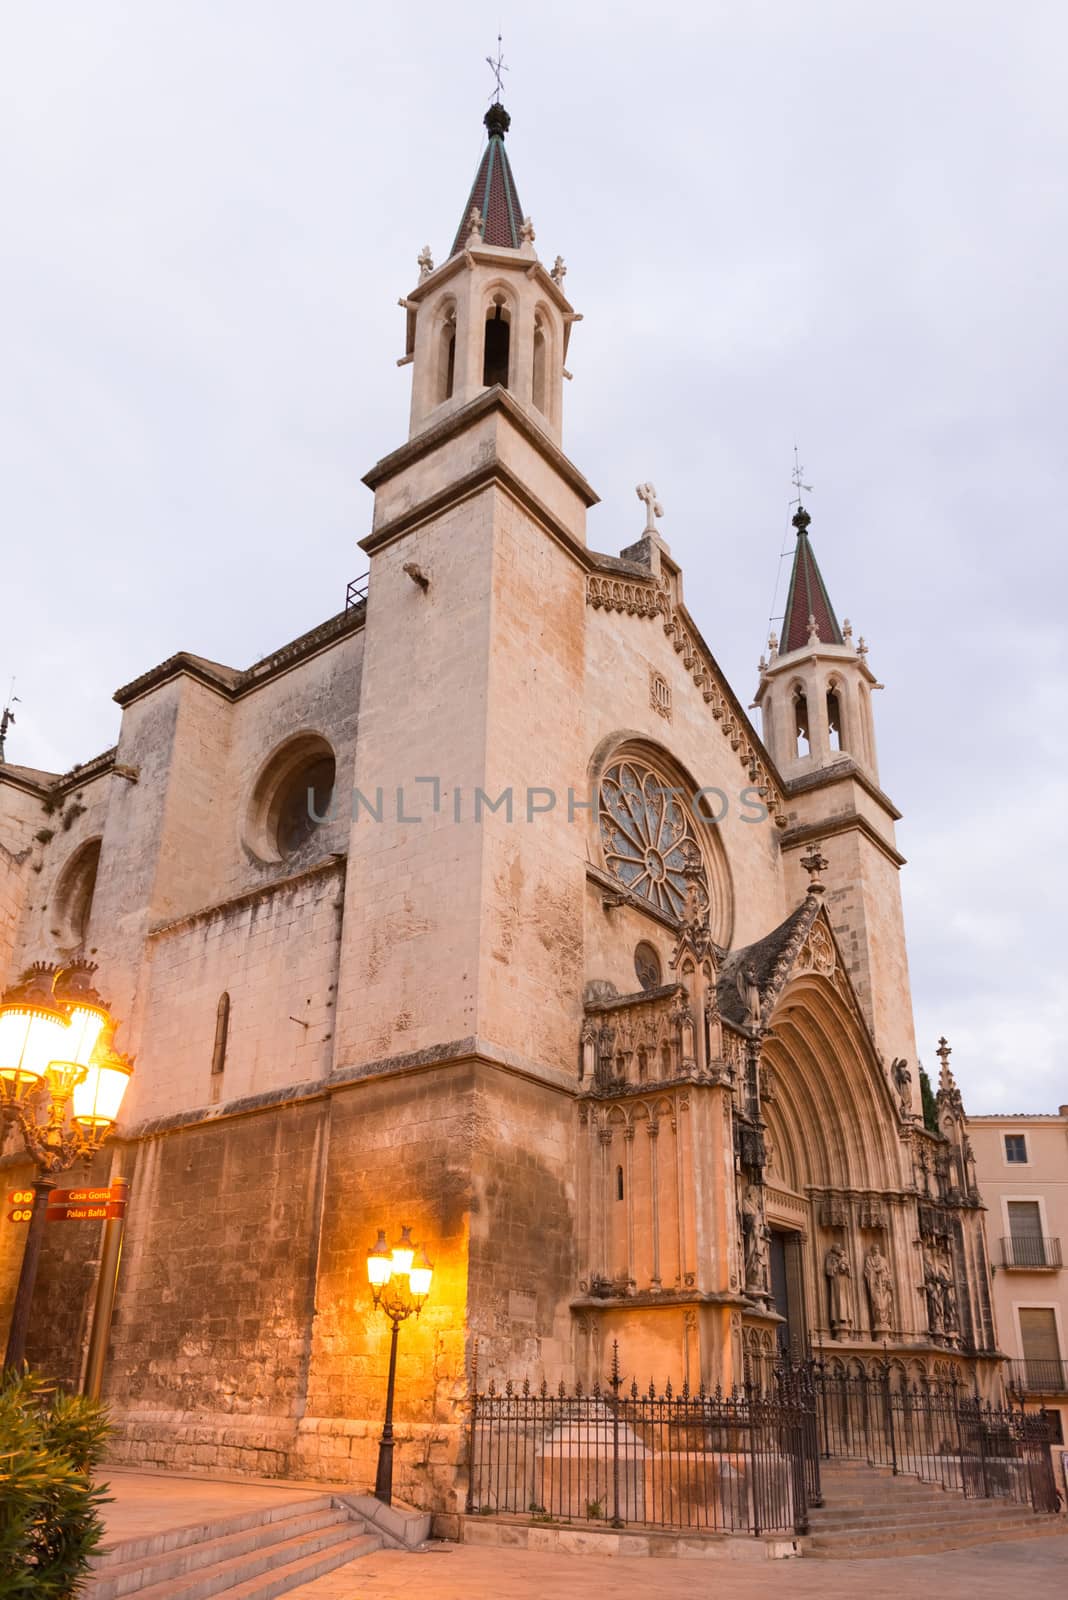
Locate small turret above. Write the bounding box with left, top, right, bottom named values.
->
left=396, top=103, right=580, bottom=445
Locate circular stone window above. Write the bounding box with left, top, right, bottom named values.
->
left=599, top=758, right=708, bottom=920
left=247, top=736, right=337, bottom=863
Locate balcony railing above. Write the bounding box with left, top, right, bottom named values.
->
left=1007, top=1358, right=1068, bottom=1395
left=346, top=573, right=369, bottom=610
left=1000, top=1236, right=1062, bottom=1270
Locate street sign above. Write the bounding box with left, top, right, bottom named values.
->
left=7, top=1206, right=33, bottom=1224
left=49, top=1187, right=112, bottom=1206
left=6, top=1189, right=34, bottom=1206
left=46, top=1199, right=127, bottom=1224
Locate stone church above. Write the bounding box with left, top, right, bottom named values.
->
left=0, top=100, right=998, bottom=1508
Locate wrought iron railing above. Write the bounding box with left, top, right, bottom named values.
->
left=812, top=1362, right=1058, bottom=1512
left=465, top=1350, right=1060, bottom=1537
left=346, top=573, right=369, bottom=610
left=1007, top=1358, right=1068, bottom=1395
left=466, top=1344, right=817, bottom=1537
left=1000, top=1235, right=1062, bottom=1269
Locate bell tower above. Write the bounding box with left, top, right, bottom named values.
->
left=753, top=504, right=918, bottom=1072
left=401, top=103, right=578, bottom=445
left=753, top=505, right=881, bottom=781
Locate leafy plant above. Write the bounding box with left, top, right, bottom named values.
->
left=0, top=1370, right=112, bottom=1600
left=585, top=1498, right=604, bottom=1520
left=918, top=1064, right=939, bottom=1135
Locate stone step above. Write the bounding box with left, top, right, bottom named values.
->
left=809, top=1504, right=1045, bottom=1531
left=90, top=1496, right=338, bottom=1573
left=807, top=1514, right=1056, bottom=1550
left=806, top=1519, right=1066, bottom=1559
left=87, top=1505, right=346, bottom=1600
left=88, top=1516, right=380, bottom=1600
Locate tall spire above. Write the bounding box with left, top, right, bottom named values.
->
left=450, top=103, right=525, bottom=257
left=780, top=506, right=844, bottom=654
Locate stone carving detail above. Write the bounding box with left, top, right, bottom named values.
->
left=417, top=244, right=434, bottom=278
left=599, top=759, right=709, bottom=922
left=586, top=574, right=663, bottom=618
left=582, top=985, right=691, bottom=1090
left=795, top=921, right=835, bottom=977
left=550, top=254, right=566, bottom=284
left=858, top=1198, right=889, bottom=1231
left=649, top=669, right=672, bottom=720
left=819, top=1197, right=850, bottom=1229
left=864, top=1246, right=894, bottom=1333
left=825, top=1243, right=854, bottom=1339
left=636, top=481, right=664, bottom=535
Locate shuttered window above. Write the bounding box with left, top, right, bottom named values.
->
left=1007, top=1201, right=1046, bottom=1266
left=1020, top=1307, right=1061, bottom=1390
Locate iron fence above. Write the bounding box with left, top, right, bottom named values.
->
left=812, top=1362, right=1059, bottom=1512
left=466, top=1344, right=815, bottom=1537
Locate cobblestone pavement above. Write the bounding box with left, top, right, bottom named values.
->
left=283, top=1535, right=1068, bottom=1600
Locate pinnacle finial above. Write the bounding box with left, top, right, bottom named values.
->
left=800, top=842, right=829, bottom=894
left=936, top=1035, right=953, bottom=1084
left=484, top=102, right=510, bottom=139
left=792, top=505, right=812, bottom=534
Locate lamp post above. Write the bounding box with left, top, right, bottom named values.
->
left=0, top=961, right=133, bottom=1370
left=366, top=1224, right=433, bottom=1505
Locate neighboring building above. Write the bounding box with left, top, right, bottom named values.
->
left=0, top=99, right=1005, bottom=1509
left=968, top=1109, right=1068, bottom=1487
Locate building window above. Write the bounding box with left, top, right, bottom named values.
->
left=599, top=758, right=708, bottom=921
left=437, top=308, right=456, bottom=403
left=1019, top=1307, right=1062, bottom=1392
left=616, top=1165, right=624, bottom=1201
left=483, top=299, right=510, bottom=388
left=51, top=838, right=102, bottom=948
left=1005, top=1133, right=1028, bottom=1164
left=634, top=942, right=662, bottom=991
left=247, top=734, right=338, bottom=864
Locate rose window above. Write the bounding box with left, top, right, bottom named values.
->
left=599, top=760, right=708, bottom=920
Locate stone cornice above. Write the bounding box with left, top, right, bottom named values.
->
left=361, top=384, right=599, bottom=509
left=779, top=812, right=907, bottom=869
left=783, top=757, right=902, bottom=822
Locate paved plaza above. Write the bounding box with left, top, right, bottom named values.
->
left=98, top=1470, right=1068, bottom=1600
left=279, top=1538, right=1068, bottom=1599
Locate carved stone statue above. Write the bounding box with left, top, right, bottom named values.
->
left=891, top=1058, right=912, bottom=1114
left=550, top=254, right=567, bottom=285
left=467, top=205, right=484, bottom=242
left=938, top=1270, right=959, bottom=1337
left=737, top=964, right=762, bottom=1031
left=824, top=1243, right=853, bottom=1338
left=741, top=1185, right=770, bottom=1297
left=863, top=1246, right=894, bottom=1334
left=923, top=1261, right=943, bottom=1336
left=417, top=244, right=434, bottom=279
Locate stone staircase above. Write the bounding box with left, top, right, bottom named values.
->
left=84, top=1494, right=382, bottom=1600
left=803, top=1461, right=1065, bottom=1558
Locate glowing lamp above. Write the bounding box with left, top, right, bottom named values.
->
left=0, top=969, right=70, bottom=1099
left=409, top=1247, right=433, bottom=1300
left=71, top=1049, right=132, bottom=1129
left=391, top=1225, right=415, bottom=1277
left=367, top=1228, right=392, bottom=1287
left=62, top=1001, right=109, bottom=1069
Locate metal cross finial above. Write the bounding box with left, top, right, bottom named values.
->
left=486, top=33, right=509, bottom=101
left=636, top=482, right=663, bottom=535
left=0, top=680, right=19, bottom=764
left=936, top=1036, right=951, bottom=1068
left=790, top=445, right=812, bottom=509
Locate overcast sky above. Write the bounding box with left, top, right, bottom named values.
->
left=3, top=3, right=1065, bottom=1114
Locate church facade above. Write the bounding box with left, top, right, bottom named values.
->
left=0, top=102, right=1000, bottom=1509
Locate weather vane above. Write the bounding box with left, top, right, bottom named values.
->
left=790, top=444, right=812, bottom=508
left=0, top=679, right=19, bottom=765
left=486, top=33, right=508, bottom=102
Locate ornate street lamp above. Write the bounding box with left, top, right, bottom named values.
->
left=0, top=962, right=133, bottom=1369
left=366, top=1224, right=433, bottom=1505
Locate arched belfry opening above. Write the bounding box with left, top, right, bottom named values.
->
left=827, top=685, right=843, bottom=752
left=437, top=306, right=456, bottom=404
left=532, top=315, right=548, bottom=414
left=794, top=689, right=811, bottom=759
left=483, top=298, right=511, bottom=388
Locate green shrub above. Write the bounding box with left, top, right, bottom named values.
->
left=0, top=1370, right=112, bottom=1600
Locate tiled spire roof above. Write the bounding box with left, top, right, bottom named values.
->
left=780, top=506, right=844, bottom=653
left=450, top=103, right=525, bottom=257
